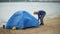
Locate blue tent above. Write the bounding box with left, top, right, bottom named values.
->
left=5, top=11, right=40, bottom=29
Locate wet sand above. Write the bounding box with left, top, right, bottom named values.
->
left=0, top=17, right=60, bottom=34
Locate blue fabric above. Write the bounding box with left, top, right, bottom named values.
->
left=5, top=11, right=39, bottom=29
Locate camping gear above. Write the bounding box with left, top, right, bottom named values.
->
left=5, top=11, right=40, bottom=29
left=12, top=26, right=16, bottom=30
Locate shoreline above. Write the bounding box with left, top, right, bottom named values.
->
left=0, top=17, right=60, bottom=34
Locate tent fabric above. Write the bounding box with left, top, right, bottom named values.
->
left=5, top=11, right=40, bottom=29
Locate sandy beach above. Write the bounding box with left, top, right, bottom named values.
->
left=0, top=17, right=60, bottom=34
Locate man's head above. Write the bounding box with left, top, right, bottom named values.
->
left=34, top=11, right=38, bottom=15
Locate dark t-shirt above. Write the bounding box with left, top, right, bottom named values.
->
left=38, top=10, right=46, bottom=18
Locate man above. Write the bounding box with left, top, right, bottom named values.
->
left=34, top=10, right=46, bottom=25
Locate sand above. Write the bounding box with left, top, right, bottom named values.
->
left=0, top=17, right=60, bottom=34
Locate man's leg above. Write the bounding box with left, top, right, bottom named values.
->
left=38, top=17, right=40, bottom=24
left=38, top=15, right=44, bottom=25
left=40, top=18, right=44, bottom=25
left=40, top=14, right=45, bottom=25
